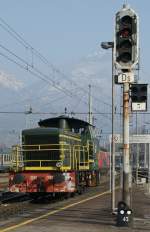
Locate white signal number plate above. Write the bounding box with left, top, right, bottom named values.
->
left=117, top=72, right=134, bottom=83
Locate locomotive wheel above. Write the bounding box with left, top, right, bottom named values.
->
left=78, top=186, right=85, bottom=195
left=64, top=193, right=71, bottom=199
left=70, top=192, right=75, bottom=197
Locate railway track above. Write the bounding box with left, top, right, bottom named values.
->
left=0, top=192, right=31, bottom=219
left=0, top=177, right=111, bottom=220
left=0, top=201, right=31, bottom=220
left=0, top=192, right=30, bottom=204
left=0, top=192, right=32, bottom=220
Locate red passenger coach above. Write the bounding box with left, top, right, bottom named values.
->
left=97, top=151, right=110, bottom=169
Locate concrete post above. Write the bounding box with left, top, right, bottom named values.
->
left=148, top=144, right=150, bottom=194
left=109, top=139, right=112, bottom=192
left=144, top=143, right=147, bottom=168
left=136, top=144, right=139, bottom=184
left=123, top=82, right=131, bottom=207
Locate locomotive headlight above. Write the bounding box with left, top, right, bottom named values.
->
left=56, top=161, right=63, bottom=167
left=120, top=210, right=125, bottom=215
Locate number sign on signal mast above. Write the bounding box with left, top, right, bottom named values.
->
left=117, top=72, right=134, bottom=83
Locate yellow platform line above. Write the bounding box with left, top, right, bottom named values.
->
left=0, top=190, right=111, bottom=232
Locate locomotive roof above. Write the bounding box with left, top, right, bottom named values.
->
left=38, top=115, right=92, bottom=129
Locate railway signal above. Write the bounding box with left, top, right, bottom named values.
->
left=114, top=5, right=139, bottom=70
left=117, top=201, right=133, bottom=227
left=114, top=5, right=140, bottom=223
left=130, top=84, right=148, bottom=111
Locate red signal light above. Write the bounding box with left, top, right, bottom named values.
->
left=120, top=30, right=129, bottom=38
left=120, top=29, right=130, bottom=38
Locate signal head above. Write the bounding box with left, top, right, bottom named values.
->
left=130, top=84, right=148, bottom=103
left=114, top=6, right=139, bottom=70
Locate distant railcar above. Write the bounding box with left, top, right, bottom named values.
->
left=9, top=116, right=109, bottom=197
left=0, top=153, right=12, bottom=172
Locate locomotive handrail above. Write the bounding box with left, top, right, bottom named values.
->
left=11, top=143, right=91, bottom=171
left=22, top=144, right=67, bottom=146
left=74, top=144, right=89, bottom=170
left=23, top=159, right=62, bottom=162
left=21, top=148, right=69, bottom=151
left=21, top=144, right=69, bottom=147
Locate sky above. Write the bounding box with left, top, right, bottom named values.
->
left=0, top=0, right=149, bottom=146
left=0, top=0, right=148, bottom=68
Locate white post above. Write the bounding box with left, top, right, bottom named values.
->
left=144, top=143, right=147, bottom=168
left=148, top=144, right=150, bottom=194
left=109, top=139, right=112, bottom=192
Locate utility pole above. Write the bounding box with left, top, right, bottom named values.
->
left=148, top=144, right=150, bottom=194
left=135, top=144, right=139, bottom=184
left=88, top=84, right=93, bottom=124
left=101, top=41, right=115, bottom=212
left=144, top=143, right=147, bottom=169
left=111, top=46, right=115, bottom=212
left=135, top=112, right=139, bottom=184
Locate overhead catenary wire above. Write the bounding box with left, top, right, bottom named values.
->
left=0, top=49, right=112, bottom=121
left=0, top=16, right=121, bottom=146
left=0, top=44, right=74, bottom=97
left=0, top=44, right=101, bottom=108
left=0, top=81, right=50, bottom=110
left=0, top=17, right=115, bottom=126
left=0, top=16, right=112, bottom=109
left=0, top=111, right=122, bottom=115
